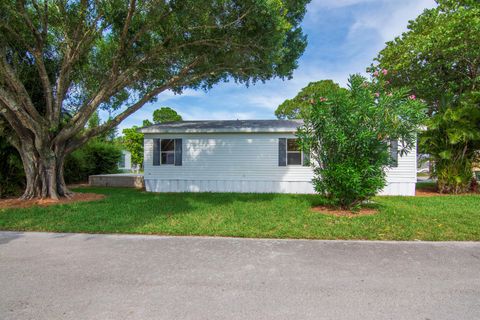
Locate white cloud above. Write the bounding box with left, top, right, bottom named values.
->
left=348, top=0, right=436, bottom=43
left=153, top=88, right=205, bottom=103
left=181, top=108, right=260, bottom=121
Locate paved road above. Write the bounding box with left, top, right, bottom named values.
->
left=1, top=232, right=479, bottom=320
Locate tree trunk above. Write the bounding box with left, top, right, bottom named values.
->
left=17, top=141, right=72, bottom=200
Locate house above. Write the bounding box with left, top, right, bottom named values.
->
left=118, top=150, right=132, bottom=172
left=139, top=120, right=416, bottom=196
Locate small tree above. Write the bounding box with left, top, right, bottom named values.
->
left=153, top=107, right=183, bottom=123
left=121, top=126, right=144, bottom=169
left=296, top=73, right=426, bottom=210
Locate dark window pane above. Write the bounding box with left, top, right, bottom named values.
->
left=287, top=152, right=301, bottom=165
left=161, top=139, right=175, bottom=151
left=161, top=152, right=175, bottom=165
left=287, top=139, right=299, bottom=151
left=119, top=154, right=125, bottom=167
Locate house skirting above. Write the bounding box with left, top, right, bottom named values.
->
left=145, top=179, right=416, bottom=196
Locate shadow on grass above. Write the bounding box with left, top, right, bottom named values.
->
left=0, top=187, right=324, bottom=235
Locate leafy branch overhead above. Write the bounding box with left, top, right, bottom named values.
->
left=0, top=0, right=310, bottom=199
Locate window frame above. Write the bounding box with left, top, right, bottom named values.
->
left=160, top=139, right=175, bottom=165
left=286, top=138, right=303, bottom=166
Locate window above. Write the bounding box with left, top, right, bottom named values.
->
left=161, top=139, right=175, bottom=165
left=118, top=153, right=126, bottom=168
left=287, top=138, right=302, bottom=165
left=389, top=139, right=399, bottom=167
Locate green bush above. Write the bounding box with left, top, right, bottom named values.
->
left=0, top=137, right=25, bottom=198
left=297, top=72, right=426, bottom=210
left=0, top=137, right=120, bottom=195
left=65, top=141, right=121, bottom=183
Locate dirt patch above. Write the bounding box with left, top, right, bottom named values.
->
left=416, top=186, right=479, bottom=197
left=0, top=193, right=105, bottom=209
left=311, top=205, right=378, bottom=217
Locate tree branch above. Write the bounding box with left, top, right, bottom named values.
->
left=0, top=51, right=45, bottom=127
left=54, top=9, right=106, bottom=126
left=0, top=97, right=36, bottom=141
left=64, top=58, right=205, bottom=152
left=17, top=0, right=54, bottom=121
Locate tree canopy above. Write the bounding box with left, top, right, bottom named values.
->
left=275, top=80, right=345, bottom=119
left=153, top=107, right=182, bottom=123
left=0, top=0, right=310, bottom=199
left=376, top=0, right=480, bottom=193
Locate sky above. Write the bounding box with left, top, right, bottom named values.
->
left=111, top=0, right=436, bottom=133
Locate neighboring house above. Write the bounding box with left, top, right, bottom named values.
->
left=118, top=150, right=132, bottom=172
left=139, top=120, right=417, bottom=196
left=417, top=153, right=430, bottom=174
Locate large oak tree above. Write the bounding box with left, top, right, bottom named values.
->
left=0, top=0, right=309, bottom=199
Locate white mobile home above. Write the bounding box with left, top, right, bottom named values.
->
left=140, top=120, right=416, bottom=196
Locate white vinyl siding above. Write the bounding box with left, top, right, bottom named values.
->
left=144, top=133, right=313, bottom=182
left=143, top=133, right=417, bottom=195
left=379, top=140, right=417, bottom=195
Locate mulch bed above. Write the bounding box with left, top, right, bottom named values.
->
left=0, top=193, right=105, bottom=209
left=416, top=185, right=479, bottom=197
left=311, top=205, right=378, bottom=217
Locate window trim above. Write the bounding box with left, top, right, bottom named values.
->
left=286, top=138, right=303, bottom=166
left=160, top=139, right=175, bottom=165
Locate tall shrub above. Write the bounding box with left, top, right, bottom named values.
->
left=64, top=141, right=121, bottom=183
left=297, top=73, right=426, bottom=209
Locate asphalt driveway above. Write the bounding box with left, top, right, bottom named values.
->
left=0, top=232, right=479, bottom=320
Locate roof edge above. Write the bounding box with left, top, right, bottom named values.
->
left=138, top=120, right=303, bottom=134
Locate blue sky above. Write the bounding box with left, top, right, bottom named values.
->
left=111, top=0, right=436, bottom=133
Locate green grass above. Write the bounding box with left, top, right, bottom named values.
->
left=1, top=186, right=479, bottom=240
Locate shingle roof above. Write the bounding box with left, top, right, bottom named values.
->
left=139, top=119, right=303, bottom=133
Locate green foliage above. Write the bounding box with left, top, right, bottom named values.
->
left=88, top=112, right=101, bottom=130
left=0, top=0, right=310, bottom=118
left=142, top=119, right=153, bottom=127
left=420, top=94, right=480, bottom=192
left=121, top=127, right=144, bottom=167
left=376, top=0, right=480, bottom=193
left=275, top=80, right=346, bottom=119
left=153, top=107, right=183, bottom=123
left=297, top=73, right=426, bottom=209
left=0, top=136, right=25, bottom=198
left=87, top=112, right=118, bottom=142
left=64, top=141, right=121, bottom=183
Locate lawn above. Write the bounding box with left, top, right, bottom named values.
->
left=0, top=185, right=479, bottom=241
